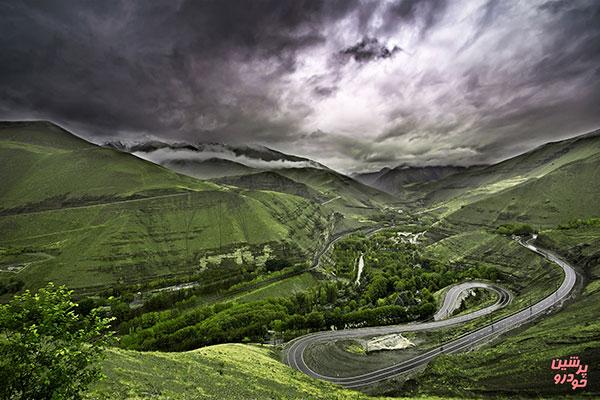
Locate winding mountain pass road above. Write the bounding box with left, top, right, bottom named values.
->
left=433, top=281, right=507, bottom=321
left=284, top=238, right=577, bottom=388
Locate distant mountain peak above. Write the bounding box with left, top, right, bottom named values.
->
left=353, top=164, right=471, bottom=194
left=102, top=138, right=328, bottom=180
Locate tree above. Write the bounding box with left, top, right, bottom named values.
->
left=0, top=283, right=114, bottom=400
left=325, top=283, right=338, bottom=304
left=418, top=301, right=436, bottom=317
left=0, top=277, right=25, bottom=295
left=271, top=319, right=284, bottom=333
left=305, top=311, right=325, bottom=329
left=265, top=258, right=291, bottom=272
left=365, top=275, right=389, bottom=303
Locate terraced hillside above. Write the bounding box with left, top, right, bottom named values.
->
left=0, top=122, right=330, bottom=292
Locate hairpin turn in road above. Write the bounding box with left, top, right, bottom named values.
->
left=284, top=239, right=576, bottom=388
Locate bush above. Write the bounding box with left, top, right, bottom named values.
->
left=0, top=277, right=24, bottom=295
left=265, top=258, right=291, bottom=272
left=0, top=283, right=113, bottom=400
left=495, top=223, right=536, bottom=236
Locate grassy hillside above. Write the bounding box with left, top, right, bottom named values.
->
left=0, top=122, right=330, bottom=292
left=0, top=121, right=216, bottom=210
left=446, top=152, right=600, bottom=227
left=276, top=167, right=399, bottom=230
left=163, top=158, right=257, bottom=180
left=354, top=166, right=469, bottom=195
left=86, top=344, right=447, bottom=400
left=412, top=225, right=600, bottom=398
left=277, top=167, right=394, bottom=205
left=415, top=129, right=600, bottom=215
left=0, top=189, right=329, bottom=290
left=230, top=272, right=319, bottom=303
left=215, top=171, right=322, bottom=201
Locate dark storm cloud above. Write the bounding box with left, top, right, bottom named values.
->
left=0, top=0, right=356, bottom=140
left=1, top=0, right=599, bottom=172
left=341, top=37, right=403, bottom=62
left=380, top=0, right=448, bottom=37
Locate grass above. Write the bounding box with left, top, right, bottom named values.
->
left=416, top=129, right=600, bottom=215
left=0, top=122, right=332, bottom=292
left=86, top=344, right=450, bottom=400
left=450, top=288, right=497, bottom=318
left=389, top=224, right=600, bottom=398
left=445, top=153, right=600, bottom=228
left=425, top=229, right=562, bottom=305
left=414, top=281, right=600, bottom=398
left=0, top=190, right=328, bottom=291
left=0, top=122, right=215, bottom=209
left=345, top=341, right=367, bottom=355
left=231, top=272, right=320, bottom=303
left=275, top=167, right=398, bottom=217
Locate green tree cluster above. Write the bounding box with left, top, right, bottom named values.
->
left=0, top=283, right=113, bottom=400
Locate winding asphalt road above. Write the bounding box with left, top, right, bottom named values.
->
left=284, top=238, right=576, bottom=388
left=433, top=281, right=506, bottom=321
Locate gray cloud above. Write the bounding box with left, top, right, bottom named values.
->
left=341, top=37, right=403, bottom=62
left=0, top=0, right=599, bottom=173
left=380, top=0, right=448, bottom=37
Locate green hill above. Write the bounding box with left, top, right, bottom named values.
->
left=414, top=129, right=600, bottom=216
left=277, top=167, right=397, bottom=213
left=215, top=171, right=322, bottom=201
left=87, top=344, right=446, bottom=400
left=446, top=151, right=600, bottom=227
left=0, top=121, right=216, bottom=210
left=0, top=122, right=330, bottom=291
left=163, top=158, right=257, bottom=180
left=212, top=166, right=400, bottom=231
left=353, top=165, right=469, bottom=195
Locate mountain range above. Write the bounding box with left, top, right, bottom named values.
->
left=352, top=165, right=472, bottom=195
left=1, top=120, right=600, bottom=398
left=104, top=140, right=327, bottom=180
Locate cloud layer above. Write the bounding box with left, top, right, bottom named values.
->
left=1, top=0, right=599, bottom=172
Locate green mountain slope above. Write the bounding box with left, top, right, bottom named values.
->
left=277, top=168, right=396, bottom=208
left=215, top=171, right=322, bottom=201
left=0, top=122, right=329, bottom=291
left=416, top=129, right=600, bottom=215
left=209, top=166, right=400, bottom=231
left=87, top=344, right=446, bottom=400
left=446, top=152, right=600, bottom=227
left=163, top=157, right=257, bottom=180
left=0, top=122, right=216, bottom=210
left=354, top=165, right=469, bottom=195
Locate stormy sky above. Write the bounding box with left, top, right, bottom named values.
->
left=1, top=0, right=599, bottom=172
